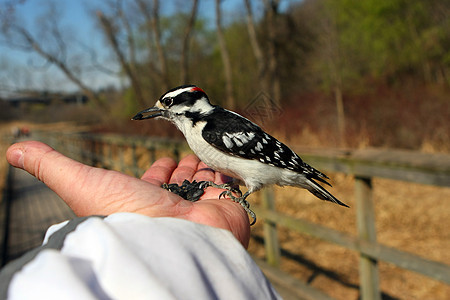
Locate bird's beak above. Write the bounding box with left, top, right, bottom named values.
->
left=132, top=106, right=164, bottom=120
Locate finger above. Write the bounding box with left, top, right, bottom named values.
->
left=6, top=141, right=98, bottom=214
left=215, top=173, right=234, bottom=185
left=169, top=154, right=200, bottom=184
left=6, top=141, right=155, bottom=216
left=195, top=160, right=235, bottom=185
left=7, top=141, right=82, bottom=188
left=192, top=160, right=216, bottom=182
left=186, top=199, right=251, bottom=248
left=141, top=157, right=177, bottom=186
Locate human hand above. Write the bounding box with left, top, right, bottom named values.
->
left=6, top=141, right=250, bottom=247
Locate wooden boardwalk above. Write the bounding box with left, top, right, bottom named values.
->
left=1, top=166, right=75, bottom=264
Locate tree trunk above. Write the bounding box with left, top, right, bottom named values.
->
left=151, top=0, right=170, bottom=91
left=334, top=84, right=346, bottom=147
left=180, top=0, right=199, bottom=84
left=244, top=0, right=265, bottom=86
left=135, top=0, right=170, bottom=91
left=321, top=6, right=346, bottom=147
left=215, top=0, right=235, bottom=109
left=118, top=6, right=137, bottom=76
left=264, top=0, right=281, bottom=104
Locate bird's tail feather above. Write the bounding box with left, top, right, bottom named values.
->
left=306, top=178, right=349, bottom=208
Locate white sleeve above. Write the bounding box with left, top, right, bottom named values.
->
left=1, top=213, right=280, bottom=300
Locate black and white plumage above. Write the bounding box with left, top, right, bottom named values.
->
left=133, top=85, right=348, bottom=218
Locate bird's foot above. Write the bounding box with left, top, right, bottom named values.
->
left=199, top=181, right=243, bottom=197
left=173, top=180, right=257, bottom=225
left=217, top=190, right=257, bottom=226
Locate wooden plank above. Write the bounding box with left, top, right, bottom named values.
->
left=118, top=145, right=125, bottom=172
left=297, top=148, right=450, bottom=187
left=252, top=205, right=450, bottom=284
left=355, top=176, right=381, bottom=300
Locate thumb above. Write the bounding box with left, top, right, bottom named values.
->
left=6, top=141, right=137, bottom=216
left=7, top=141, right=81, bottom=186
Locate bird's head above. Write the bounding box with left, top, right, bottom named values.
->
left=132, top=85, right=214, bottom=123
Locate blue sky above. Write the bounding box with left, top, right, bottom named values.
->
left=0, top=0, right=300, bottom=97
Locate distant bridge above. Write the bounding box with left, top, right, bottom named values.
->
left=2, top=94, right=88, bottom=107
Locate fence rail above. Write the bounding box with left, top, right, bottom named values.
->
left=33, top=131, right=450, bottom=300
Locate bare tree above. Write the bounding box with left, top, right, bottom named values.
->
left=215, top=0, right=235, bottom=109
left=97, top=11, right=146, bottom=107
left=117, top=0, right=138, bottom=75
left=244, top=0, right=281, bottom=103
left=1, top=3, right=106, bottom=108
left=316, top=2, right=346, bottom=146
left=179, top=0, right=199, bottom=84
left=150, top=0, right=169, bottom=90
left=136, top=0, right=169, bottom=91
left=264, top=0, right=281, bottom=104
left=0, top=0, right=26, bottom=29
left=96, top=0, right=202, bottom=104
left=127, top=0, right=163, bottom=90
left=244, top=0, right=265, bottom=86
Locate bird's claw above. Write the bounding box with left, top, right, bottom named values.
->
left=201, top=182, right=242, bottom=196
left=199, top=181, right=256, bottom=225
left=215, top=189, right=256, bottom=225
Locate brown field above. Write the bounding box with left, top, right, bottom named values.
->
left=1, top=121, right=449, bottom=299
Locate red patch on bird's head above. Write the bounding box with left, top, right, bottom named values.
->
left=190, top=87, right=205, bottom=93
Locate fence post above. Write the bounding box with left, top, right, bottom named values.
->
left=150, top=147, right=156, bottom=163
left=262, top=187, right=281, bottom=266
left=118, top=145, right=125, bottom=173
left=173, top=147, right=180, bottom=162
left=131, top=143, right=139, bottom=177
left=355, top=176, right=381, bottom=300
left=106, top=142, right=113, bottom=170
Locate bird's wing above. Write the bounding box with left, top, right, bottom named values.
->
left=201, top=108, right=323, bottom=177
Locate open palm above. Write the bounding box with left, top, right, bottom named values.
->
left=6, top=141, right=250, bottom=247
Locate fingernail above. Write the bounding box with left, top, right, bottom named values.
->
left=9, top=149, right=24, bottom=168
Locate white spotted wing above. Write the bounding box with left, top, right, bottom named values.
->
left=201, top=107, right=315, bottom=175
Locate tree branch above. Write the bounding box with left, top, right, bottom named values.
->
left=9, top=24, right=105, bottom=108
left=97, top=11, right=146, bottom=107
left=136, top=0, right=169, bottom=90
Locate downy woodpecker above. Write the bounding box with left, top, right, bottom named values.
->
left=133, top=85, right=348, bottom=224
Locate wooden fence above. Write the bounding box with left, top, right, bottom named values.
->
left=34, top=131, right=450, bottom=300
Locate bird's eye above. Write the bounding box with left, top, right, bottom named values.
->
left=162, top=97, right=173, bottom=107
